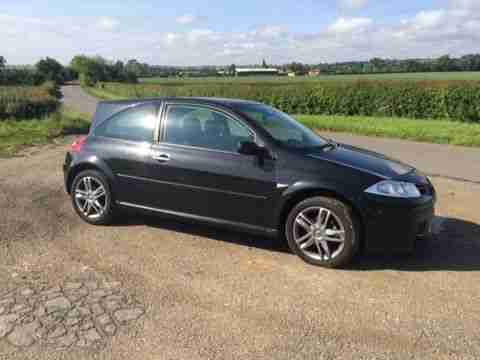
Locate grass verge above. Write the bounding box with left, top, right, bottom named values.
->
left=297, top=115, right=480, bottom=147
left=86, top=86, right=480, bottom=147
left=0, top=108, right=90, bottom=156
left=83, top=86, right=125, bottom=100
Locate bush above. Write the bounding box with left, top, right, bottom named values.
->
left=0, top=83, right=60, bottom=120
left=98, top=80, right=480, bottom=122
left=0, top=68, right=45, bottom=86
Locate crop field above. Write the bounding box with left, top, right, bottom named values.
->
left=141, top=71, right=480, bottom=83
left=0, top=84, right=60, bottom=120
left=0, top=84, right=88, bottom=155
left=97, top=79, right=480, bottom=122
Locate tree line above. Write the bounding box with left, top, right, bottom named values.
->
left=294, top=55, right=480, bottom=75
left=0, top=55, right=139, bottom=86
left=3, top=54, right=480, bottom=86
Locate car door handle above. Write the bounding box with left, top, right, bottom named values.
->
left=151, top=152, right=171, bottom=162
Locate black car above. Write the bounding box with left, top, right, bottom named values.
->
left=64, top=97, right=435, bottom=268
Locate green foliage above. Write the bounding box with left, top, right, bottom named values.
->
left=71, top=55, right=138, bottom=86
left=0, top=68, right=45, bottom=86
left=0, top=109, right=90, bottom=156
left=98, top=80, right=480, bottom=122
left=36, top=57, right=65, bottom=84
left=0, top=83, right=60, bottom=120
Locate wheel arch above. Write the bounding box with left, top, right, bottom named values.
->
left=66, top=160, right=116, bottom=195
left=276, top=183, right=366, bottom=250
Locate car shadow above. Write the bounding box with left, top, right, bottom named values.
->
left=352, top=217, right=480, bottom=272
left=116, top=213, right=480, bottom=272
left=116, top=210, right=290, bottom=254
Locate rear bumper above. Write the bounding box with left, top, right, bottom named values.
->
left=63, top=152, right=73, bottom=193
left=361, top=194, right=435, bottom=254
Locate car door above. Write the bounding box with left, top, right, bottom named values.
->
left=143, top=102, right=277, bottom=230
left=91, top=102, right=160, bottom=205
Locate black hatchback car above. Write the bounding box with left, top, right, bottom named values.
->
left=64, top=97, right=436, bottom=268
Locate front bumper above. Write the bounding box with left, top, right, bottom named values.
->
left=361, top=192, right=435, bottom=254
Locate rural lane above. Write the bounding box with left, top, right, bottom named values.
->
left=61, top=85, right=480, bottom=183
left=61, top=84, right=98, bottom=116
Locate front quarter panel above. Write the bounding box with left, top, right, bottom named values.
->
left=273, top=150, right=382, bottom=227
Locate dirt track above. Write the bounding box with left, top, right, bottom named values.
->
left=0, top=140, right=479, bottom=359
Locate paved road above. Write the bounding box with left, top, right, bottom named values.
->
left=61, top=85, right=98, bottom=116
left=61, top=85, right=480, bottom=183
left=1, top=140, right=480, bottom=359
left=326, top=132, right=480, bottom=184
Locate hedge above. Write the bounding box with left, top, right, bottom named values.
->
left=98, top=80, right=480, bottom=122
left=0, top=83, right=60, bottom=120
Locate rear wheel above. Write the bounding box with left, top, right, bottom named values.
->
left=71, top=170, right=114, bottom=225
left=285, top=196, right=359, bottom=268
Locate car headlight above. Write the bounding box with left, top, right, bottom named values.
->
left=365, top=180, right=421, bottom=198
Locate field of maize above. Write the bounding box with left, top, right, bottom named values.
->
left=0, top=83, right=60, bottom=120
left=98, top=80, right=480, bottom=122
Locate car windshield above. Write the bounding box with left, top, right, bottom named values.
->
left=232, top=103, right=327, bottom=149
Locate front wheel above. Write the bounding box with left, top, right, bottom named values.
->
left=285, top=196, right=359, bottom=268
left=70, top=170, right=115, bottom=225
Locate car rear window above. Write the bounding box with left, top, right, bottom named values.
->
left=94, top=104, right=157, bottom=143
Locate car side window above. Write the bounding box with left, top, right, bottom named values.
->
left=95, top=104, right=157, bottom=143
left=163, top=105, right=254, bottom=152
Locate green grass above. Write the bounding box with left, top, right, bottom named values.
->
left=0, top=108, right=90, bottom=156
left=141, top=71, right=480, bottom=84
left=297, top=115, right=480, bottom=147
left=83, top=86, right=125, bottom=100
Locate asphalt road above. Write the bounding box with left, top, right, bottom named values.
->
left=1, top=135, right=480, bottom=358
left=61, top=85, right=480, bottom=183
left=61, top=85, right=98, bottom=116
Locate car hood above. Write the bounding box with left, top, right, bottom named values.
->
left=308, top=143, right=415, bottom=179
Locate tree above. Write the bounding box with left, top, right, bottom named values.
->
left=70, top=55, right=138, bottom=86
left=287, top=62, right=306, bottom=74
left=36, top=57, right=65, bottom=84
left=262, top=59, right=268, bottom=68
left=0, top=56, right=5, bottom=70
left=229, top=64, right=236, bottom=76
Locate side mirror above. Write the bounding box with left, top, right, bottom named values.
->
left=238, top=141, right=271, bottom=158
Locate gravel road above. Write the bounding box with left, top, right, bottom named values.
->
left=0, top=140, right=479, bottom=359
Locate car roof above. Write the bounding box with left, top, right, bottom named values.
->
left=98, top=97, right=262, bottom=109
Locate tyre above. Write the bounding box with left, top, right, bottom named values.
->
left=285, top=196, right=359, bottom=268
left=70, top=170, right=114, bottom=225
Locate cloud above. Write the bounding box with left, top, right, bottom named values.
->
left=175, top=14, right=197, bottom=25
left=96, top=17, right=120, bottom=31
left=2, top=0, right=480, bottom=67
left=338, top=0, right=369, bottom=10
left=328, top=17, right=372, bottom=33
left=409, top=10, right=446, bottom=29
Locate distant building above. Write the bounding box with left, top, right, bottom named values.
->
left=287, top=72, right=296, bottom=77
left=235, top=68, right=279, bottom=77
left=308, top=69, right=321, bottom=76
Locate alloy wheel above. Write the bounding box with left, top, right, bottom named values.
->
left=74, top=176, right=107, bottom=220
left=293, top=206, right=346, bottom=261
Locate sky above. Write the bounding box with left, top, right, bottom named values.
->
left=1, top=0, right=480, bottom=66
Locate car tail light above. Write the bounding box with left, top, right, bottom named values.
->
left=70, top=136, right=87, bottom=153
